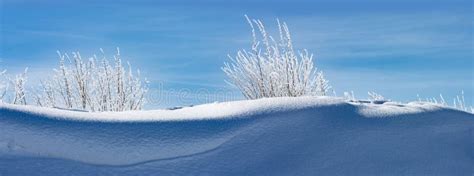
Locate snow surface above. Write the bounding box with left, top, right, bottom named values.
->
left=0, top=97, right=473, bottom=175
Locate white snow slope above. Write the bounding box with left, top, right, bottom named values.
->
left=0, top=97, right=473, bottom=176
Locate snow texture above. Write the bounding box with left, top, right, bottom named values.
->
left=0, top=97, right=473, bottom=175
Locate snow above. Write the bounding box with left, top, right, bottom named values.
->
left=0, top=96, right=345, bottom=122
left=0, top=97, right=473, bottom=175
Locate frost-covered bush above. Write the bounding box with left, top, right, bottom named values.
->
left=12, top=68, right=28, bottom=105
left=222, top=16, right=331, bottom=99
left=36, top=48, right=148, bottom=112
left=1, top=69, right=29, bottom=104
left=0, top=70, right=8, bottom=101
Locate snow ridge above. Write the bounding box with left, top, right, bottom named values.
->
left=0, top=96, right=453, bottom=122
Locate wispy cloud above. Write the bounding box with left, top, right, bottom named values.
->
left=282, top=13, right=472, bottom=59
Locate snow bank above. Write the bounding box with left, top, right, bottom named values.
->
left=0, top=96, right=345, bottom=122
left=0, top=97, right=473, bottom=175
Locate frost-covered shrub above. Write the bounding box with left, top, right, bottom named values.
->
left=13, top=68, right=28, bottom=105
left=0, top=70, right=8, bottom=101
left=222, top=16, right=331, bottom=99
left=36, top=48, right=148, bottom=112
left=1, top=69, right=29, bottom=104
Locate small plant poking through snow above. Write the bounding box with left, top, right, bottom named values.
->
left=453, top=91, right=467, bottom=112
left=36, top=48, right=148, bottom=112
left=222, top=15, right=331, bottom=99
left=368, top=91, right=384, bottom=101
left=368, top=91, right=388, bottom=104
left=343, top=91, right=356, bottom=101
left=417, top=91, right=473, bottom=113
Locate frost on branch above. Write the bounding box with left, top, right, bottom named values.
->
left=222, top=16, right=331, bottom=99
left=36, top=48, right=148, bottom=112
left=315, top=71, right=331, bottom=96
left=0, top=70, right=8, bottom=102
left=12, top=68, right=28, bottom=105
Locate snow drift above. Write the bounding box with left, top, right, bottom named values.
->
left=0, top=97, right=473, bottom=175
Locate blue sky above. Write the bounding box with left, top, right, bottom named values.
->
left=1, top=0, right=472, bottom=108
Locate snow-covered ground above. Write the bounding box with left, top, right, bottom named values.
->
left=0, top=97, right=473, bottom=175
